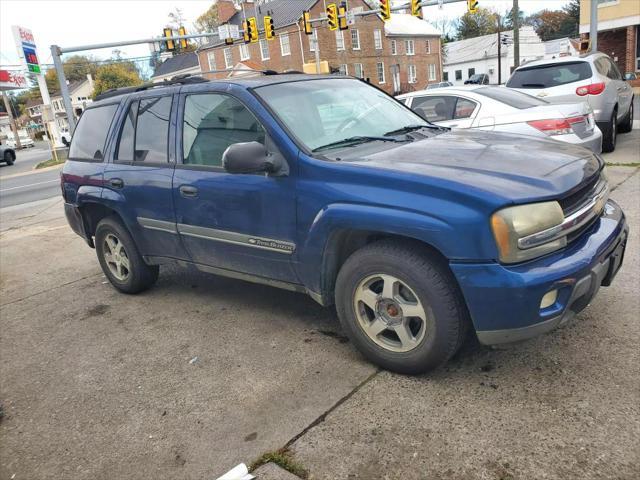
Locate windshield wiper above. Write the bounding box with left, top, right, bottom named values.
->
left=384, top=124, right=436, bottom=136
left=312, top=136, right=404, bottom=152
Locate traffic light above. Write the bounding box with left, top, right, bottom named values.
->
left=338, top=3, right=348, bottom=30
left=411, top=0, right=422, bottom=19
left=327, top=4, right=338, bottom=31
left=243, top=19, right=250, bottom=43
left=243, top=17, right=258, bottom=43
left=163, top=28, right=175, bottom=51
left=379, top=0, right=391, bottom=21
left=303, top=11, right=312, bottom=35
left=467, top=0, right=479, bottom=14
left=264, top=16, right=275, bottom=40
left=178, top=26, right=188, bottom=49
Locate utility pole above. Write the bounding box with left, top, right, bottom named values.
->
left=589, top=0, right=598, bottom=52
left=513, top=0, right=520, bottom=68
left=497, top=15, right=502, bottom=85
left=2, top=92, right=21, bottom=149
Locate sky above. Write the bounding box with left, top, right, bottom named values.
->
left=1, top=0, right=570, bottom=72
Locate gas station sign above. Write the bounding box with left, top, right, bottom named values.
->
left=0, top=70, right=28, bottom=90
left=12, top=25, right=41, bottom=73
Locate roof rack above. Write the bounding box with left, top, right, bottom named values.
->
left=94, top=75, right=208, bottom=101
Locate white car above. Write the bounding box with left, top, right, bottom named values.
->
left=397, top=85, right=602, bottom=153
left=5, top=136, right=35, bottom=149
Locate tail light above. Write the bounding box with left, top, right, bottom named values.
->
left=576, top=82, right=605, bottom=96
left=527, top=115, right=587, bottom=136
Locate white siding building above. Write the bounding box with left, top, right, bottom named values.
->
left=443, top=26, right=545, bottom=85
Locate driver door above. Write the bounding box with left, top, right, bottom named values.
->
left=172, top=91, right=298, bottom=283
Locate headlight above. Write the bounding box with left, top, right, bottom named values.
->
left=491, top=201, right=565, bottom=263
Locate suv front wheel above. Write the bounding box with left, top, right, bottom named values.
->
left=95, top=216, right=159, bottom=294
left=335, top=240, right=468, bottom=374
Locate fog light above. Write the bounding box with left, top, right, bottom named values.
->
left=540, top=290, right=558, bottom=309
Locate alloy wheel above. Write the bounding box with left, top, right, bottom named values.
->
left=103, top=233, right=130, bottom=281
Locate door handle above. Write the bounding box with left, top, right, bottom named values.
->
left=109, top=178, right=124, bottom=189
left=179, top=185, right=198, bottom=198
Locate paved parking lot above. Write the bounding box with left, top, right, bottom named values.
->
left=1, top=134, right=638, bottom=479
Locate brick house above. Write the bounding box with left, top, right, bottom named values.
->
left=196, top=0, right=442, bottom=95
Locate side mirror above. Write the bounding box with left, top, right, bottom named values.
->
left=222, top=141, right=279, bottom=174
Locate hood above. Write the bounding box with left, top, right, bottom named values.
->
left=337, top=129, right=602, bottom=204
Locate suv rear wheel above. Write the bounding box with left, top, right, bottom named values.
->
left=602, top=109, right=617, bottom=153
left=95, top=216, right=159, bottom=294
left=619, top=100, right=633, bottom=134
left=335, top=240, right=468, bottom=374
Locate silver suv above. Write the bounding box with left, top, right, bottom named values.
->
left=506, top=53, right=634, bottom=152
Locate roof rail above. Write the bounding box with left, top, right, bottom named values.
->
left=94, top=75, right=208, bottom=101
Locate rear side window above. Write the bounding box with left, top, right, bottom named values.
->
left=69, top=104, right=118, bottom=160
left=474, top=87, right=548, bottom=109
left=506, top=62, right=592, bottom=88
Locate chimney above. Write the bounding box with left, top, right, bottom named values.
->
left=217, top=0, right=238, bottom=24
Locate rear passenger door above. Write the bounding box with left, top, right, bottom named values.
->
left=102, top=94, right=186, bottom=260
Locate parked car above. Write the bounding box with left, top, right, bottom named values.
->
left=426, top=81, right=454, bottom=90
left=397, top=86, right=602, bottom=153
left=5, top=135, right=35, bottom=149
left=0, top=141, right=16, bottom=166
left=506, top=53, right=634, bottom=152
left=465, top=73, right=489, bottom=85
left=62, top=75, right=627, bottom=374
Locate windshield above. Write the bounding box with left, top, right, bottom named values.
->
left=506, top=62, right=592, bottom=89
left=254, top=78, right=429, bottom=151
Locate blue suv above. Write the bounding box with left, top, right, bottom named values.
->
left=62, top=75, right=628, bottom=374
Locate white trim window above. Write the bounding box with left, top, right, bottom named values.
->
left=259, top=39, right=270, bottom=60
left=336, top=31, right=345, bottom=51
left=428, top=64, right=437, bottom=81
left=408, top=64, right=417, bottom=84
left=376, top=62, right=385, bottom=84
left=207, top=51, right=216, bottom=70
left=391, top=40, right=397, bottom=55
left=425, top=40, right=431, bottom=54
left=338, top=64, right=348, bottom=75
left=351, top=29, right=360, bottom=50
left=239, top=43, right=250, bottom=61
left=224, top=48, right=233, bottom=69
left=374, top=29, right=383, bottom=50
left=280, top=33, right=291, bottom=56
left=354, top=63, right=364, bottom=79
left=310, top=29, right=318, bottom=52
left=405, top=39, right=415, bottom=55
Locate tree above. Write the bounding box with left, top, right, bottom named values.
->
left=527, top=9, right=576, bottom=41
left=455, top=8, right=499, bottom=40
left=561, top=0, right=580, bottom=37
left=194, top=3, right=219, bottom=33
left=503, top=6, right=529, bottom=30
left=167, top=7, right=187, bottom=29
left=92, top=63, right=143, bottom=98
left=43, top=55, right=99, bottom=92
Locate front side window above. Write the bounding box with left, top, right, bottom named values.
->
left=254, top=78, right=427, bottom=152
left=405, top=40, right=414, bottom=55
left=239, top=43, right=250, bottom=61
left=69, top=104, right=118, bottom=160
left=351, top=29, right=360, bottom=50
left=260, top=39, right=270, bottom=60
left=134, top=96, right=172, bottom=162
left=280, top=34, right=291, bottom=56
left=374, top=30, right=382, bottom=50
left=224, top=48, right=233, bottom=69
left=182, top=94, right=265, bottom=167
left=336, top=31, right=345, bottom=51
left=377, top=62, right=385, bottom=84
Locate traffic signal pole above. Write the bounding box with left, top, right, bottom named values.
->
left=590, top=0, right=598, bottom=52
left=513, top=0, right=520, bottom=68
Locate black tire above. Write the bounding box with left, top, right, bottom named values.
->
left=4, top=151, right=15, bottom=166
left=602, top=109, right=617, bottom=153
left=95, top=216, right=159, bottom=294
left=619, top=100, right=633, bottom=134
left=335, top=239, right=469, bottom=374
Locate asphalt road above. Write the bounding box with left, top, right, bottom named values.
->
left=0, top=141, right=52, bottom=175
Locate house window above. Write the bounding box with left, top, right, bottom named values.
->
left=224, top=48, right=233, bottom=69
left=429, top=64, right=437, bottom=81
left=354, top=63, right=364, bottom=79
left=408, top=64, right=417, bottom=84
left=443, top=71, right=449, bottom=81
left=426, top=40, right=431, bottom=54
left=260, top=39, right=270, bottom=60
left=339, top=64, right=348, bottom=75
left=374, top=29, right=382, bottom=50
left=239, top=43, right=250, bottom=61
left=207, top=51, right=216, bottom=70
left=280, top=34, right=291, bottom=56
left=468, top=67, right=475, bottom=78
left=405, top=40, right=415, bottom=55
left=336, top=31, right=345, bottom=51
left=310, top=29, right=318, bottom=52
left=391, top=40, right=397, bottom=55
left=377, top=62, right=385, bottom=84
left=351, top=29, right=360, bottom=50
left=455, top=70, right=462, bottom=80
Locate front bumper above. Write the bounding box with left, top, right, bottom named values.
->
left=451, top=199, right=628, bottom=345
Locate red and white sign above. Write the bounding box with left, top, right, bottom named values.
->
left=0, top=70, right=28, bottom=91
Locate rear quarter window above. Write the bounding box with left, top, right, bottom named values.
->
left=69, top=104, right=118, bottom=160
left=506, top=62, right=592, bottom=89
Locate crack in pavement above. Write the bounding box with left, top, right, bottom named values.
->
left=0, top=272, right=104, bottom=308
